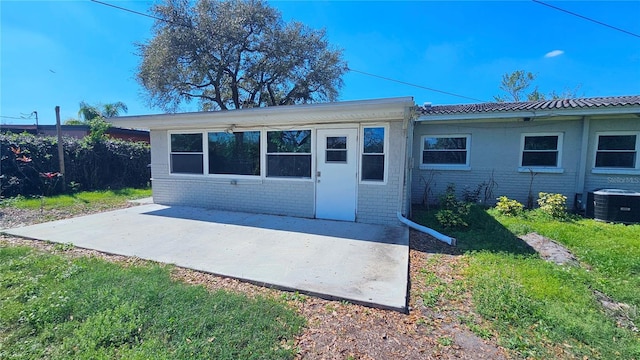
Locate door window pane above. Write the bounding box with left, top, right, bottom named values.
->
left=326, top=136, right=347, bottom=163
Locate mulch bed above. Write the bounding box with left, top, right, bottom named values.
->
left=0, top=205, right=510, bottom=359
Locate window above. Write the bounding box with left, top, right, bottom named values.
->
left=422, top=135, right=469, bottom=166
left=326, top=136, right=347, bottom=163
left=595, top=134, right=638, bottom=168
left=170, top=133, right=203, bottom=174
left=266, top=130, right=312, bottom=178
left=521, top=134, right=562, bottom=168
left=361, top=127, right=385, bottom=181
left=208, top=131, right=260, bottom=175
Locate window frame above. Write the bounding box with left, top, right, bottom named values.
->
left=360, top=124, right=388, bottom=184
left=264, top=129, right=313, bottom=180
left=592, top=131, right=640, bottom=174
left=518, top=132, right=564, bottom=173
left=206, top=130, right=261, bottom=177
left=168, top=131, right=205, bottom=176
left=420, top=134, right=471, bottom=170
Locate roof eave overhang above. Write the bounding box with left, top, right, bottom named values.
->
left=416, top=106, right=640, bottom=123
left=110, top=97, right=415, bottom=130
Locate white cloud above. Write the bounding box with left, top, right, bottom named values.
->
left=545, top=50, right=565, bottom=58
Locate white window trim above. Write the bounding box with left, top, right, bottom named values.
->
left=592, top=131, right=640, bottom=174
left=168, top=131, right=206, bottom=176
left=519, top=132, right=564, bottom=171
left=264, top=129, right=314, bottom=181
left=420, top=134, right=471, bottom=170
left=360, top=124, right=388, bottom=185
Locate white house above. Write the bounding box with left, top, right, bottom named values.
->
left=111, top=97, right=415, bottom=225
left=112, top=95, right=640, bottom=225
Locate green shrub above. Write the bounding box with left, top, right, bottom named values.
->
left=495, top=196, right=524, bottom=216
left=436, top=184, right=471, bottom=228
left=537, top=192, right=567, bottom=219
left=0, top=132, right=150, bottom=197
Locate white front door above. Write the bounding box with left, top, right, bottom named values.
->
left=315, top=129, right=358, bottom=221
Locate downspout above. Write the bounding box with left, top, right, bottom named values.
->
left=396, top=212, right=457, bottom=246
left=576, top=116, right=590, bottom=209
left=397, top=105, right=415, bottom=219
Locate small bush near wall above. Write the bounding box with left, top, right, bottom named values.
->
left=537, top=192, right=567, bottom=220
left=1, top=133, right=150, bottom=198
left=495, top=196, right=524, bottom=216
left=436, top=184, right=471, bottom=228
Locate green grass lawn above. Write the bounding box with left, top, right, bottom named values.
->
left=413, top=206, right=640, bottom=360
left=0, top=245, right=304, bottom=359
left=2, top=188, right=151, bottom=212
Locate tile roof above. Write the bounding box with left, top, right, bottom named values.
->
left=419, top=95, right=640, bottom=115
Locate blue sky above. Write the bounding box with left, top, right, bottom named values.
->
left=2, top=0, right=639, bottom=125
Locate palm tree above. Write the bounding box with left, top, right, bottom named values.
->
left=77, top=101, right=128, bottom=122
left=102, top=101, right=128, bottom=118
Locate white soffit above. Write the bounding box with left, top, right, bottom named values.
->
left=110, top=97, right=415, bottom=130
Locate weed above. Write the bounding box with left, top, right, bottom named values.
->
left=53, top=242, right=74, bottom=252
left=281, top=291, right=307, bottom=303
left=437, top=336, right=453, bottom=346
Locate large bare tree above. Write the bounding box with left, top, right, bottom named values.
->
left=136, top=0, right=348, bottom=112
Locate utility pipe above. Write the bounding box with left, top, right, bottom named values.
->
left=397, top=212, right=456, bottom=246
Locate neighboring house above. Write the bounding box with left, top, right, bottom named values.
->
left=111, top=95, right=640, bottom=225
left=414, top=96, right=640, bottom=210
left=0, top=124, right=150, bottom=143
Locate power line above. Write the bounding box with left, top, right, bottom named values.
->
left=348, top=68, right=486, bottom=102
left=532, top=0, right=640, bottom=39
left=89, top=0, right=174, bottom=25
left=90, top=0, right=486, bottom=103
left=0, top=115, right=31, bottom=120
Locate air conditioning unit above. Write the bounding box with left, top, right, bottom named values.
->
left=593, top=189, right=640, bottom=224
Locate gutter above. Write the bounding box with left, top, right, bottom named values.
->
left=396, top=212, right=457, bottom=246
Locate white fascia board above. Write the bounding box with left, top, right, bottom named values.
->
left=110, top=97, right=415, bottom=130
left=417, top=106, right=640, bottom=123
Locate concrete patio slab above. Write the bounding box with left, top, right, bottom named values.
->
left=3, top=204, right=409, bottom=311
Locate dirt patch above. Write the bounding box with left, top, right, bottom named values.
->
left=1, top=206, right=510, bottom=359
left=519, top=232, right=580, bottom=267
